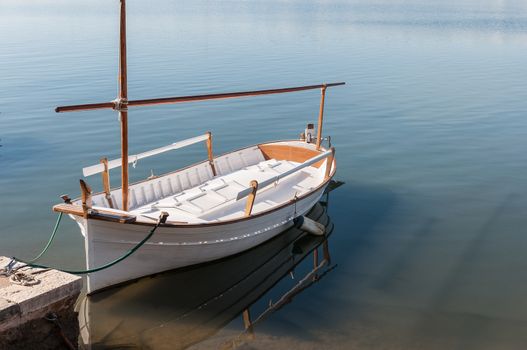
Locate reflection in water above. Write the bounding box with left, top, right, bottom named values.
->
left=78, top=198, right=337, bottom=349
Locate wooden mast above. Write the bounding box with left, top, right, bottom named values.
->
left=118, top=0, right=129, bottom=211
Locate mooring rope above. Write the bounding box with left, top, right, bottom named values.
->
left=1, top=213, right=63, bottom=279
left=29, top=212, right=63, bottom=263
left=8, top=212, right=169, bottom=276
left=9, top=272, right=40, bottom=286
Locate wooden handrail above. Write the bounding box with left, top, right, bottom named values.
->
left=82, top=133, right=209, bottom=176
left=236, top=148, right=334, bottom=201
left=55, top=82, right=345, bottom=113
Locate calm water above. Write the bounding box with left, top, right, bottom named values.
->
left=1, top=0, right=527, bottom=348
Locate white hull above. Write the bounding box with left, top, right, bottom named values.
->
left=60, top=139, right=336, bottom=293
left=80, top=185, right=327, bottom=293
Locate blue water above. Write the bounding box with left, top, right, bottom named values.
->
left=1, top=0, right=527, bottom=348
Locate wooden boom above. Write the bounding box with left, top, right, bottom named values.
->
left=55, top=82, right=345, bottom=113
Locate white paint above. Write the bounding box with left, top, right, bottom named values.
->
left=68, top=140, right=334, bottom=293
left=82, top=133, right=209, bottom=176
left=236, top=149, right=332, bottom=200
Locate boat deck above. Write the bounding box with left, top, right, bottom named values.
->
left=130, top=158, right=322, bottom=224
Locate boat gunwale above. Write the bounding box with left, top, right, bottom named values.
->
left=54, top=139, right=336, bottom=228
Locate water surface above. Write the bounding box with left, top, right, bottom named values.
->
left=1, top=0, right=527, bottom=349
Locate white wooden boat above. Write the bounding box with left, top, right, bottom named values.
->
left=52, top=0, right=344, bottom=293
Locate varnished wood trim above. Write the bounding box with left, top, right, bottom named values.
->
left=53, top=204, right=136, bottom=224
left=258, top=144, right=326, bottom=168
left=325, top=147, right=335, bottom=180
left=244, top=180, right=259, bottom=217
left=55, top=82, right=345, bottom=113
left=119, top=0, right=128, bottom=99
left=206, top=131, right=217, bottom=176
left=89, top=211, right=136, bottom=224
left=316, top=85, right=327, bottom=150
left=119, top=0, right=129, bottom=212
left=120, top=112, right=129, bottom=212
left=80, top=179, right=92, bottom=217
left=100, top=157, right=114, bottom=208
left=53, top=203, right=84, bottom=216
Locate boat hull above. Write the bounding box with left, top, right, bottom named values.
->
left=81, top=184, right=327, bottom=293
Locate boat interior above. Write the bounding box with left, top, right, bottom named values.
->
left=71, top=140, right=334, bottom=224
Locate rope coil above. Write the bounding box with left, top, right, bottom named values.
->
left=10, top=272, right=40, bottom=286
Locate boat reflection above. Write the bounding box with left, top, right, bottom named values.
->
left=78, top=200, right=336, bottom=349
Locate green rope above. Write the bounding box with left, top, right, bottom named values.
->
left=26, top=212, right=63, bottom=263
left=15, top=212, right=168, bottom=275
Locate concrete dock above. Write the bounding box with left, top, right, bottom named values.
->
left=0, top=256, right=82, bottom=349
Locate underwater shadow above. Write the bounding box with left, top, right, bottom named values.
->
left=326, top=181, right=399, bottom=263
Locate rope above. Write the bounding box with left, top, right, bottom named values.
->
left=12, top=212, right=169, bottom=275
left=1, top=213, right=63, bottom=278
left=28, top=212, right=63, bottom=263
left=9, top=272, right=40, bottom=286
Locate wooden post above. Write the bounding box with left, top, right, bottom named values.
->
left=79, top=179, right=92, bottom=217
left=315, top=84, right=327, bottom=150
left=206, top=131, right=217, bottom=176
left=325, top=147, right=335, bottom=179
left=244, top=180, right=259, bottom=217
left=100, top=158, right=114, bottom=208
left=118, top=0, right=129, bottom=211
